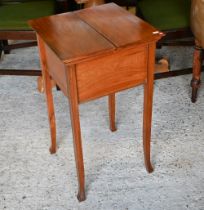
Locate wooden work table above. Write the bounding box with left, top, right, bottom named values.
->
left=29, top=3, right=163, bottom=201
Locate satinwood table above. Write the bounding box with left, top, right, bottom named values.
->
left=29, top=3, right=163, bottom=201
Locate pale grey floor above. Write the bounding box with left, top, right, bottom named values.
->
left=0, top=46, right=204, bottom=210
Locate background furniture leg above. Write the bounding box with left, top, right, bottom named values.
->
left=37, top=76, right=45, bottom=93
left=108, top=93, right=117, bottom=132
left=155, top=57, right=169, bottom=73
left=37, top=75, right=57, bottom=93
left=0, top=40, right=3, bottom=59
left=191, top=44, right=202, bottom=103
left=2, top=40, right=10, bottom=54
left=66, top=65, right=85, bottom=202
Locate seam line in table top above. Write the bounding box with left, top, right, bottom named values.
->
left=74, top=13, right=118, bottom=50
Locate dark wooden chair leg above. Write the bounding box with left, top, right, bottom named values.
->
left=2, top=40, right=10, bottom=54
left=0, top=40, right=3, bottom=59
left=191, top=43, right=202, bottom=103
left=108, top=93, right=117, bottom=132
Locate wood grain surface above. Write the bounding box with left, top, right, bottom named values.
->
left=29, top=3, right=163, bottom=201
left=29, top=12, right=115, bottom=63
left=29, top=3, right=161, bottom=64
left=76, top=45, right=147, bottom=102
left=77, top=3, right=159, bottom=48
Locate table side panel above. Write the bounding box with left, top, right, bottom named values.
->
left=44, top=44, right=68, bottom=96
left=76, top=46, right=148, bottom=103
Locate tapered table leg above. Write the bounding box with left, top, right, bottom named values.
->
left=108, top=93, right=117, bottom=132
left=44, top=72, right=57, bottom=154
left=66, top=65, right=85, bottom=202
left=191, top=42, right=202, bottom=103
left=143, top=82, right=154, bottom=173
left=143, top=43, right=155, bottom=173
left=37, top=36, right=57, bottom=154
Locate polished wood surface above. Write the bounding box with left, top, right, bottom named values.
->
left=76, top=45, right=147, bottom=102
left=143, top=43, right=155, bottom=173
left=44, top=43, right=67, bottom=95
left=77, top=4, right=159, bottom=47
left=29, top=3, right=161, bottom=64
left=65, top=65, right=86, bottom=201
left=29, top=11, right=114, bottom=63
left=29, top=3, right=162, bottom=201
left=37, top=35, right=57, bottom=154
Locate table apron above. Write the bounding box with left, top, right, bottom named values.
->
left=75, top=46, right=148, bottom=103
left=44, top=43, right=68, bottom=96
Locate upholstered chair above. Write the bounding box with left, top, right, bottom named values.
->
left=135, top=0, right=192, bottom=47
left=0, top=0, right=67, bottom=75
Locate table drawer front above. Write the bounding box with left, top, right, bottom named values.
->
left=76, top=46, right=148, bottom=102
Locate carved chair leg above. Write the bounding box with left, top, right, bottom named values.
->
left=108, top=93, right=117, bottom=132
left=191, top=43, right=202, bottom=103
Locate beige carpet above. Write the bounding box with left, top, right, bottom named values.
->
left=0, top=46, right=203, bottom=210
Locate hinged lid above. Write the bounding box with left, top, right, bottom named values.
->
left=29, top=3, right=162, bottom=64
left=77, top=3, right=162, bottom=48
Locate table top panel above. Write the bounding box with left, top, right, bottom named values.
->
left=29, top=3, right=162, bottom=64
left=77, top=3, right=160, bottom=48
left=29, top=12, right=115, bottom=63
